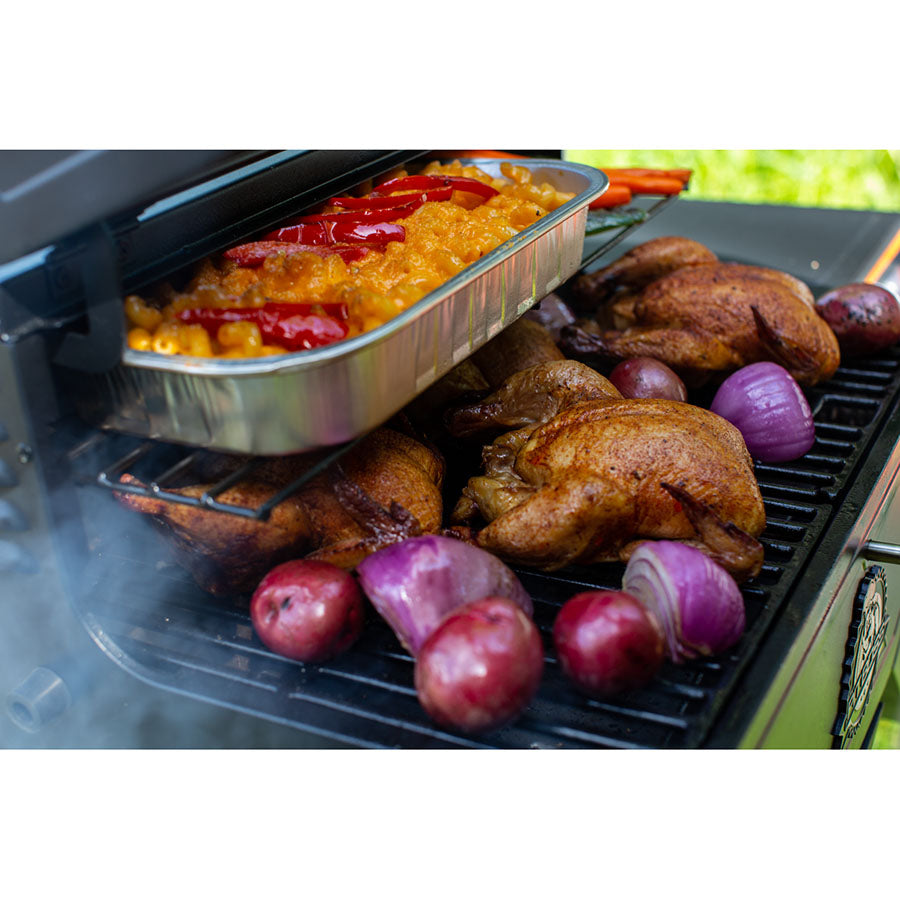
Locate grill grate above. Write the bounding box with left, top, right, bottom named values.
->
left=69, top=350, right=900, bottom=748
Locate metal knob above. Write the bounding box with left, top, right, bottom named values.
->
left=6, top=667, right=72, bottom=733
left=862, top=541, right=900, bottom=564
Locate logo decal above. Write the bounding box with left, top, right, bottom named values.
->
left=833, top=565, right=889, bottom=748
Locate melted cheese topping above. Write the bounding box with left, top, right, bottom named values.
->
left=125, top=161, right=575, bottom=358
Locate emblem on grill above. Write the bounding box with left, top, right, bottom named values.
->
left=832, top=565, right=889, bottom=748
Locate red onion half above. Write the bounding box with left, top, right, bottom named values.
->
left=622, top=541, right=745, bottom=663
left=356, top=535, right=533, bottom=655
left=710, top=361, right=815, bottom=462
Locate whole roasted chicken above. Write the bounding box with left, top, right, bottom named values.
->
left=117, top=427, right=445, bottom=595
left=561, top=236, right=840, bottom=386
left=450, top=360, right=766, bottom=580
left=406, top=315, right=565, bottom=434
left=571, top=235, right=718, bottom=319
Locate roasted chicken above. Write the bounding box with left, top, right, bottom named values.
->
left=406, top=316, right=565, bottom=432
left=561, top=238, right=840, bottom=386
left=450, top=360, right=766, bottom=580
left=117, top=428, right=445, bottom=595
left=470, top=316, right=565, bottom=388
left=571, top=235, right=718, bottom=319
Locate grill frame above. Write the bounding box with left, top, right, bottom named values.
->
left=6, top=150, right=900, bottom=748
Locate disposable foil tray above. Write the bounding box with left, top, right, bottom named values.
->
left=74, top=158, right=607, bottom=455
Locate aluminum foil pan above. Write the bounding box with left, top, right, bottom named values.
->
left=75, top=158, right=607, bottom=454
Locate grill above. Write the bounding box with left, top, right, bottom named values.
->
left=52, top=350, right=899, bottom=749
left=3, top=150, right=900, bottom=749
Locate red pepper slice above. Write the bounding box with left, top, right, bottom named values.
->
left=262, top=221, right=406, bottom=245
left=177, top=302, right=349, bottom=351
left=224, top=241, right=375, bottom=268
left=373, top=174, right=499, bottom=201
left=264, top=311, right=348, bottom=351
left=328, top=187, right=454, bottom=209
left=263, top=301, right=348, bottom=320
left=289, top=198, right=423, bottom=225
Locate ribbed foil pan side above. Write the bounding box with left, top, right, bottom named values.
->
left=74, top=159, right=606, bottom=454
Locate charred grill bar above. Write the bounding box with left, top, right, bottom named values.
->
left=2, top=151, right=900, bottom=748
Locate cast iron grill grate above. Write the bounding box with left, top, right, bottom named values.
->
left=71, top=351, right=900, bottom=748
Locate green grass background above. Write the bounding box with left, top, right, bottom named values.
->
left=564, top=150, right=900, bottom=212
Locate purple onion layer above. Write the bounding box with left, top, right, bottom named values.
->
left=623, top=541, right=745, bottom=663
left=356, top=535, right=533, bottom=655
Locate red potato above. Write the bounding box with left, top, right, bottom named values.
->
left=250, top=560, right=365, bottom=662
left=553, top=590, right=665, bottom=697
left=414, top=597, right=544, bottom=733
left=608, top=357, right=688, bottom=401
left=815, top=283, right=900, bottom=356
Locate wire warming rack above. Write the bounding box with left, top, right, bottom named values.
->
left=84, top=194, right=679, bottom=518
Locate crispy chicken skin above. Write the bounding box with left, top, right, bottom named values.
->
left=447, top=359, right=621, bottom=438
left=452, top=361, right=765, bottom=580
left=563, top=242, right=840, bottom=386
left=117, top=428, right=444, bottom=595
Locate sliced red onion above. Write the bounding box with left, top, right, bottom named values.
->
left=710, top=361, right=815, bottom=462
left=622, top=541, right=745, bottom=663
left=356, top=535, right=533, bottom=655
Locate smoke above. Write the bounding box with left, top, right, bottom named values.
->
left=0, top=424, right=341, bottom=749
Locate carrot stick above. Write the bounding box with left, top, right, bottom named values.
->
left=603, top=174, right=686, bottom=195
left=602, top=167, right=693, bottom=183
left=589, top=184, right=633, bottom=209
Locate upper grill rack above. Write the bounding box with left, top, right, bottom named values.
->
left=86, top=194, right=680, bottom=519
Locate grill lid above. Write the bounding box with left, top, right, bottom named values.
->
left=0, top=149, right=426, bottom=371
left=0, top=150, right=269, bottom=265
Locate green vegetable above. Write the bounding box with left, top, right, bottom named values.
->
left=584, top=206, right=648, bottom=235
